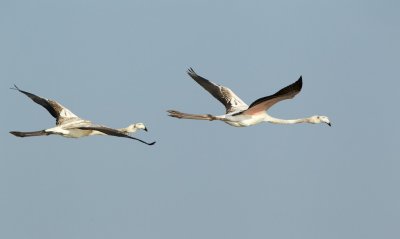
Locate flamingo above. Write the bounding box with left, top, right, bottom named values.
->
left=168, top=68, right=331, bottom=127
left=10, top=85, right=155, bottom=145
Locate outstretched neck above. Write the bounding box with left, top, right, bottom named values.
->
left=264, top=115, right=313, bottom=125
left=118, top=126, right=137, bottom=134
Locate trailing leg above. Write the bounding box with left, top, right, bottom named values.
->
left=10, top=130, right=50, bottom=137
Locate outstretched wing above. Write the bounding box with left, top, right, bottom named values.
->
left=187, top=68, right=248, bottom=114
left=11, top=85, right=79, bottom=125
left=77, top=126, right=156, bottom=146
left=241, top=76, right=303, bottom=115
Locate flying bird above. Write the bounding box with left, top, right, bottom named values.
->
left=10, top=85, right=155, bottom=146
left=168, top=68, right=331, bottom=127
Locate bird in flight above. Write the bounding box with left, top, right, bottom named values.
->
left=10, top=85, right=155, bottom=146
left=168, top=68, right=331, bottom=127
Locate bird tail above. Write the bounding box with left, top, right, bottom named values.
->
left=10, top=130, right=50, bottom=137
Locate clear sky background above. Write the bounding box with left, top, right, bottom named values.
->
left=0, top=1, right=399, bottom=238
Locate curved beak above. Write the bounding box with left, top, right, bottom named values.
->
left=327, top=122, right=332, bottom=127
left=144, top=127, right=148, bottom=132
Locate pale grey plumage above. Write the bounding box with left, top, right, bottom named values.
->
left=168, top=69, right=331, bottom=127
left=10, top=85, right=155, bottom=145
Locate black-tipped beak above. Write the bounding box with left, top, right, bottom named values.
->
left=144, top=127, right=148, bottom=132
left=327, top=122, right=332, bottom=127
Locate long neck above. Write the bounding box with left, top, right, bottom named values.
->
left=118, top=126, right=137, bottom=133
left=264, top=115, right=313, bottom=125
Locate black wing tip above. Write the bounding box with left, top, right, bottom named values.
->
left=136, top=138, right=156, bottom=146
left=10, top=84, right=20, bottom=91
left=295, top=75, right=303, bottom=90
left=187, top=67, right=197, bottom=76
left=296, top=75, right=302, bottom=84
left=9, top=131, right=20, bottom=137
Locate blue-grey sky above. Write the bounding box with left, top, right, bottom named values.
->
left=1, top=1, right=399, bottom=238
